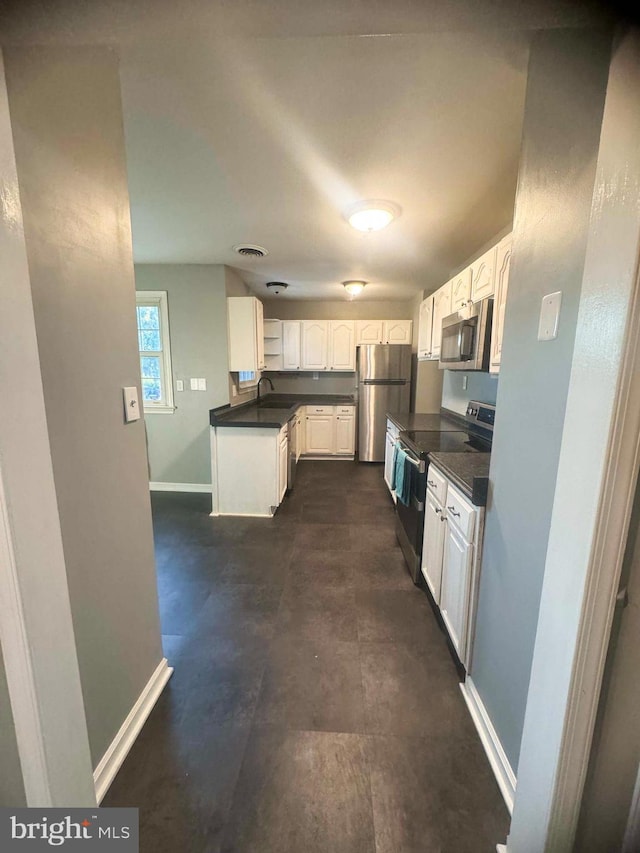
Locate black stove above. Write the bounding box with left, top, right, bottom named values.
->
left=400, top=429, right=490, bottom=459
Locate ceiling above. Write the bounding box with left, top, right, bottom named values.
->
left=0, top=0, right=609, bottom=301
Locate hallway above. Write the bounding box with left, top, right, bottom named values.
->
left=104, top=460, right=509, bottom=852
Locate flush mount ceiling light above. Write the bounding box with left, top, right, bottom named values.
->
left=265, top=281, right=289, bottom=295
left=343, top=280, right=366, bottom=297
left=344, top=200, right=401, bottom=232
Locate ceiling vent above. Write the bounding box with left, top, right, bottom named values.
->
left=233, top=244, right=269, bottom=258
left=266, top=282, right=288, bottom=295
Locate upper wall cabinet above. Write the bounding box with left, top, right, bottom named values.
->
left=282, top=320, right=301, bottom=370
left=328, top=321, right=356, bottom=370
left=470, top=246, right=496, bottom=302
left=302, top=320, right=328, bottom=370
left=451, top=269, right=472, bottom=311
left=431, top=282, right=453, bottom=359
left=356, top=320, right=384, bottom=346
left=418, top=297, right=434, bottom=360
left=490, top=234, right=513, bottom=374
left=227, top=296, right=266, bottom=372
left=383, top=320, right=413, bottom=345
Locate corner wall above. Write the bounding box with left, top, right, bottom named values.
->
left=469, top=27, right=612, bottom=772
left=4, top=45, right=163, bottom=769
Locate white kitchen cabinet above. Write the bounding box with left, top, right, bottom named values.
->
left=356, top=320, right=384, bottom=346
left=304, top=413, right=334, bottom=454
left=490, top=234, right=512, bottom=374
left=431, top=283, right=452, bottom=359
left=335, top=411, right=355, bottom=455
left=383, top=320, right=413, bottom=345
left=418, top=297, right=434, bottom=360
left=470, top=246, right=496, bottom=302
left=440, top=520, right=473, bottom=660
left=384, top=431, right=396, bottom=495
left=227, top=296, right=266, bottom=372
left=211, top=426, right=283, bottom=517
left=282, top=321, right=302, bottom=370
left=278, top=426, right=288, bottom=503
left=329, top=321, right=356, bottom=370
left=422, top=489, right=447, bottom=604
left=302, top=321, right=328, bottom=370
left=451, top=269, right=472, bottom=311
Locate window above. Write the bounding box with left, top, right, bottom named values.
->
left=136, top=291, right=175, bottom=413
left=238, top=370, right=257, bottom=389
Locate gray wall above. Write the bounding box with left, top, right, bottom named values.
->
left=4, top=46, right=163, bottom=768
left=136, top=265, right=230, bottom=484
left=0, top=649, right=25, bottom=806
left=470, top=28, right=612, bottom=771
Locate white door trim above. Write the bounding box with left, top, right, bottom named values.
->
left=0, top=466, right=50, bottom=805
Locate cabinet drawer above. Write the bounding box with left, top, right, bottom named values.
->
left=336, top=405, right=354, bottom=415
left=307, top=405, right=333, bottom=416
left=426, top=465, right=448, bottom=504
left=444, top=484, right=476, bottom=541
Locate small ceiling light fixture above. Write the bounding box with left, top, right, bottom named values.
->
left=265, top=281, right=288, bottom=295
left=344, top=199, right=401, bottom=232
left=343, top=280, right=366, bottom=297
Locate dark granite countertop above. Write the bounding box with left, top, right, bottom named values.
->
left=210, top=394, right=355, bottom=429
left=428, top=452, right=491, bottom=507
left=386, top=411, right=461, bottom=432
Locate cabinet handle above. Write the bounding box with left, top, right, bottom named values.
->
left=447, top=507, right=461, bottom=517
left=428, top=480, right=437, bottom=487
left=440, top=515, right=447, bottom=522
left=435, top=508, right=441, bottom=514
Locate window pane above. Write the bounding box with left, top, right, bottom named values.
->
left=139, top=328, right=161, bottom=351
left=142, top=377, right=162, bottom=402
left=141, top=356, right=161, bottom=378
left=137, top=305, right=160, bottom=330
left=239, top=371, right=255, bottom=383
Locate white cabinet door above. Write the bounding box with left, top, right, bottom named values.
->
left=335, top=414, right=355, bottom=455
left=294, top=416, right=303, bottom=461
left=384, top=431, right=396, bottom=496
left=227, top=296, right=264, bottom=372
left=451, top=270, right=472, bottom=311
left=302, top=321, right=328, bottom=370
left=418, top=297, right=433, bottom=359
left=421, top=491, right=446, bottom=604
left=282, top=321, right=301, bottom=370
left=278, top=433, right=288, bottom=504
left=440, top=521, right=473, bottom=660
left=356, top=320, right=384, bottom=346
left=431, top=283, right=452, bottom=359
left=470, top=246, right=496, bottom=302
left=490, top=235, right=512, bottom=374
left=305, top=414, right=334, bottom=454
left=383, top=320, right=413, bottom=345
left=329, top=321, right=356, bottom=370
left=255, top=298, right=266, bottom=370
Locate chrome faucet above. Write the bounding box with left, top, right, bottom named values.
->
left=256, top=376, right=274, bottom=404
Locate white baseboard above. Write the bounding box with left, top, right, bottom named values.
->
left=149, top=482, right=212, bottom=493
left=94, top=657, right=173, bottom=803
left=460, top=678, right=517, bottom=814
left=497, top=845, right=508, bottom=852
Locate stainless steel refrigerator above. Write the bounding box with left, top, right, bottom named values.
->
left=357, top=345, right=411, bottom=462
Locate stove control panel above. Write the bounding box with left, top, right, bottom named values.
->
left=466, top=400, right=495, bottom=431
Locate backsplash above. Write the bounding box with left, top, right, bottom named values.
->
left=263, top=371, right=358, bottom=397
left=441, top=371, right=499, bottom=415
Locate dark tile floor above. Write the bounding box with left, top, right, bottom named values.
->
left=104, top=460, right=509, bottom=852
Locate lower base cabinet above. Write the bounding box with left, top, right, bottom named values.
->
left=421, top=470, right=484, bottom=669
left=302, top=406, right=355, bottom=457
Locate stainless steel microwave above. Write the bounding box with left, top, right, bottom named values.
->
left=439, top=298, right=493, bottom=371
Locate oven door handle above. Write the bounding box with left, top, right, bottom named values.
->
left=398, top=443, right=425, bottom=473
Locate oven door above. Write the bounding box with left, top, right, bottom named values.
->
left=395, top=444, right=427, bottom=584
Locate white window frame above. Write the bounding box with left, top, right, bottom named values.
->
left=237, top=370, right=259, bottom=390
left=136, top=291, right=175, bottom=414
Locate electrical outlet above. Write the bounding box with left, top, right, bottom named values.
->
left=190, top=378, right=198, bottom=391
left=462, top=375, right=468, bottom=390
left=198, top=378, right=207, bottom=391
left=538, top=291, right=562, bottom=341
left=313, top=372, right=319, bottom=380
left=176, top=379, right=184, bottom=392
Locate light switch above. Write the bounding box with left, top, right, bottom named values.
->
left=538, top=291, right=562, bottom=341
left=176, top=379, right=184, bottom=392
left=190, top=378, right=199, bottom=391
left=123, top=386, right=140, bottom=423
left=198, top=378, right=207, bottom=391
